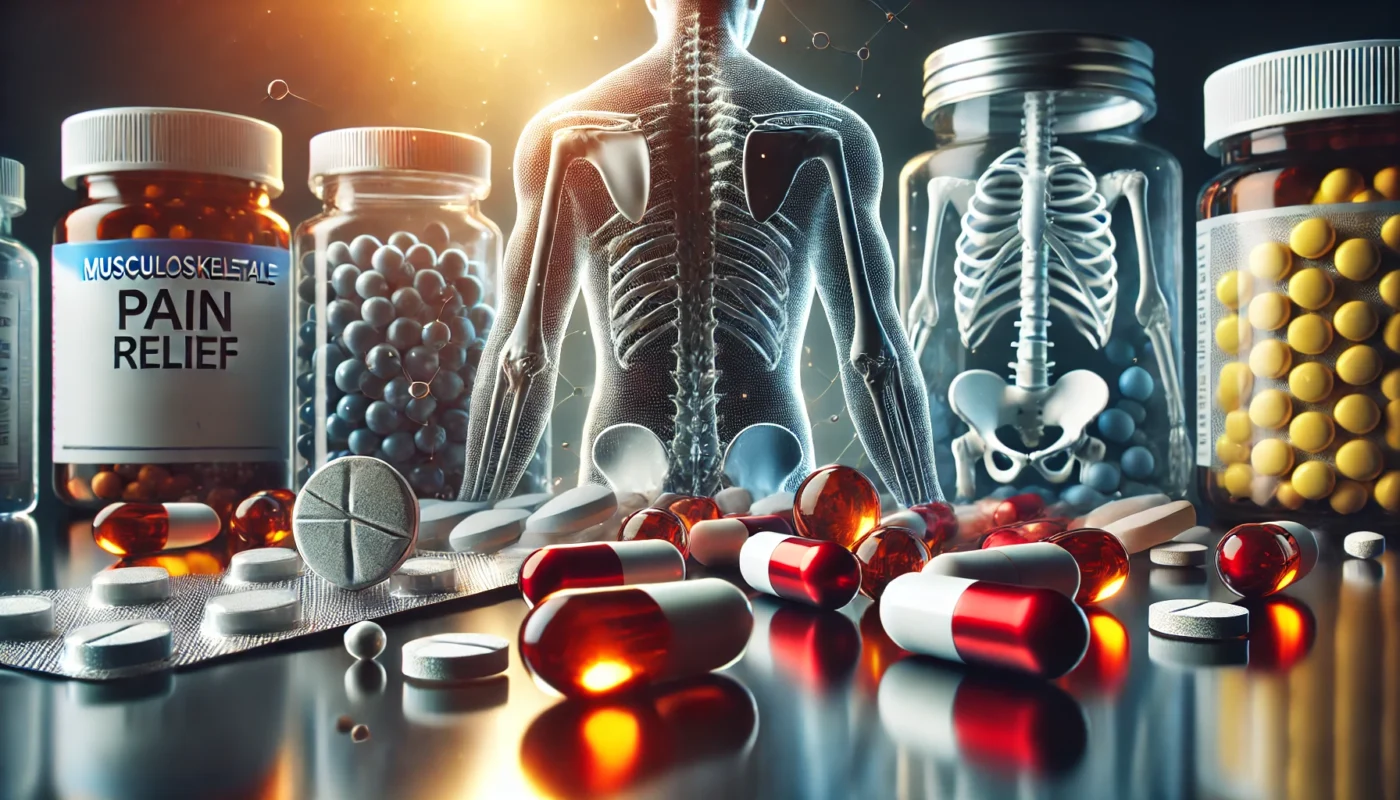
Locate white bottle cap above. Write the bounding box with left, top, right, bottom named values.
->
left=61, top=107, right=283, bottom=194
left=0, top=157, right=24, bottom=214
left=308, top=127, right=491, bottom=197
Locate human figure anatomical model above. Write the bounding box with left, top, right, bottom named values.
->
left=463, top=0, right=939, bottom=504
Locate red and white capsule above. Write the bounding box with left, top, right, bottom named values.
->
left=880, top=571, right=1089, bottom=678
left=518, top=540, right=685, bottom=607
left=922, top=542, right=1081, bottom=599
left=739, top=531, right=861, bottom=610
left=690, top=514, right=794, bottom=567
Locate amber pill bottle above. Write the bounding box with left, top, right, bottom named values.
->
left=52, top=108, right=291, bottom=515
left=1197, top=41, right=1400, bottom=521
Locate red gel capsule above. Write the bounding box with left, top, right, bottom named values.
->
left=992, top=494, right=1046, bottom=526
left=739, top=532, right=861, bottom=609
left=618, top=508, right=689, bottom=558
left=1215, top=520, right=1318, bottom=599
left=793, top=464, right=881, bottom=548
left=910, top=501, right=958, bottom=549
left=655, top=495, right=721, bottom=531
left=852, top=526, right=930, bottom=599
left=1045, top=527, right=1130, bottom=605
left=980, top=526, right=1032, bottom=549
left=519, top=541, right=685, bottom=607
left=1016, top=517, right=1069, bottom=542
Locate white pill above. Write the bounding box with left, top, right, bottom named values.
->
left=1148, top=599, right=1248, bottom=640
left=880, top=509, right=928, bottom=537
left=63, top=619, right=173, bottom=670
left=449, top=508, right=530, bottom=553
left=1077, top=493, right=1171, bottom=529
left=1149, top=542, right=1208, bottom=568
left=1104, top=500, right=1197, bottom=554
left=922, top=543, right=1080, bottom=599
left=749, top=491, right=795, bottom=517
left=714, top=487, right=753, bottom=516
left=204, top=589, right=302, bottom=635
left=229, top=547, right=303, bottom=582
left=524, top=484, right=617, bottom=536
left=91, top=567, right=170, bottom=606
left=1148, top=633, right=1248, bottom=669
left=401, top=633, right=510, bottom=682
left=689, top=518, right=751, bottom=567
left=390, top=557, right=458, bottom=595
left=1344, top=531, right=1385, bottom=560
left=418, top=501, right=492, bottom=549
left=344, top=620, right=387, bottom=660
left=494, top=492, right=554, bottom=512
left=294, top=456, right=419, bottom=590
left=0, top=595, right=53, bottom=640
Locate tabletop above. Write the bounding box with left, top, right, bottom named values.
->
left=0, top=509, right=1396, bottom=800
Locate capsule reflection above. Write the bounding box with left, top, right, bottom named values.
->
left=746, top=597, right=860, bottom=691
left=1058, top=608, right=1131, bottom=697
left=1243, top=595, right=1316, bottom=673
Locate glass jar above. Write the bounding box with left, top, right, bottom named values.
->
left=1197, top=40, right=1400, bottom=521
left=53, top=107, right=290, bottom=517
left=898, top=32, right=1187, bottom=508
left=0, top=158, right=38, bottom=514
left=294, top=127, right=536, bottom=500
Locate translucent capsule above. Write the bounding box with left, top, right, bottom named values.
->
left=1046, top=528, right=1130, bottom=604
left=1215, top=520, right=1318, bottom=598
left=518, top=578, right=752, bottom=697
left=653, top=495, right=721, bottom=531
left=518, top=541, right=685, bottom=607
left=851, top=526, right=930, bottom=599
left=924, top=541, right=1080, bottom=599
left=92, top=502, right=221, bottom=557
left=739, top=531, right=861, bottom=609
left=980, top=526, right=1032, bottom=549
left=617, top=508, right=689, bottom=558
left=880, top=571, right=1090, bottom=678
left=230, top=489, right=295, bottom=546
left=689, top=514, right=793, bottom=567
left=992, top=493, right=1046, bottom=526
left=910, top=501, right=957, bottom=549
left=793, top=464, right=881, bottom=548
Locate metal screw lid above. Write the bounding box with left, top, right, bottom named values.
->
left=308, top=127, right=491, bottom=198
left=61, top=107, right=283, bottom=195
left=921, top=31, right=1156, bottom=134
left=1203, top=40, right=1400, bottom=155
left=0, top=158, right=24, bottom=215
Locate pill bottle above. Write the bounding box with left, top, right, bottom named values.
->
left=294, top=127, right=540, bottom=500
left=53, top=107, right=291, bottom=515
left=1197, top=40, right=1400, bottom=521
left=0, top=158, right=38, bottom=514
left=898, top=32, right=1186, bottom=507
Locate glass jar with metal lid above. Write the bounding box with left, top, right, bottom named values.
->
left=1197, top=40, right=1400, bottom=520
left=898, top=31, right=1186, bottom=510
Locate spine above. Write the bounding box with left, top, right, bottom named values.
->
left=1014, top=91, right=1054, bottom=391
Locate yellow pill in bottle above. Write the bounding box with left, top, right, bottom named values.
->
left=1275, top=480, right=1305, bottom=510
left=1289, top=218, right=1336, bottom=259
left=1247, top=339, right=1292, bottom=379
left=1250, top=438, right=1294, bottom=477
left=1382, top=271, right=1400, bottom=310
left=1336, top=344, right=1382, bottom=385
left=1383, top=215, right=1400, bottom=253
left=1376, top=166, right=1400, bottom=200
left=1287, top=314, right=1333, bottom=355
left=1353, top=189, right=1385, bottom=203
left=1333, top=238, right=1380, bottom=282
left=1384, top=314, right=1400, bottom=353
left=1247, top=241, right=1292, bottom=281
left=1336, top=438, right=1383, bottom=481
left=1248, top=389, right=1293, bottom=429
left=1216, top=363, right=1254, bottom=411
left=1289, top=411, right=1335, bottom=453
left=1222, top=463, right=1255, bottom=498
left=1334, top=393, right=1381, bottom=434
left=1249, top=292, right=1292, bottom=331
left=1333, top=300, right=1378, bottom=341
left=1214, top=315, right=1249, bottom=353
left=1224, top=409, right=1253, bottom=443
left=1290, top=461, right=1335, bottom=500
left=1388, top=400, right=1400, bottom=451
left=1216, top=434, right=1251, bottom=465
left=1215, top=270, right=1251, bottom=309
left=1287, top=267, right=1334, bottom=310
left=1374, top=471, right=1400, bottom=513
left=1316, top=167, right=1366, bottom=204
left=1329, top=480, right=1369, bottom=514
left=1382, top=368, right=1400, bottom=401
left=1288, top=361, right=1334, bottom=403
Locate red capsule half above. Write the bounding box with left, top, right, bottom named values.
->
left=738, top=531, right=861, bottom=609
left=519, top=540, right=685, bottom=607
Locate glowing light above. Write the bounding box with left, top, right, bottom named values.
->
left=580, top=660, right=634, bottom=693
left=1268, top=602, right=1305, bottom=665
left=581, top=708, right=641, bottom=789
left=780, top=35, right=788, bottom=43
left=1274, top=567, right=1298, bottom=592
left=1092, top=575, right=1126, bottom=603
left=1090, top=612, right=1128, bottom=663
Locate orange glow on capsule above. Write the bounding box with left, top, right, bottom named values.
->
left=581, top=661, right=635, bottom=694
left=793, top=464, right=881, bottom=548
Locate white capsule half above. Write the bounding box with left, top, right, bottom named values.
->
left=922, top=542, right=1080, bottom=599
left=690, top=518, right=751, bottom=566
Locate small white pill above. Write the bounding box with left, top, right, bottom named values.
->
left=1148, top=633, right=1248, bottom=669
left=714, top=487, right=753, bottom=516
left=344, top=620, right=387, bottom=660
left=1104, top=500, right=1197, bottom=554
left=524, top=484, right=617, bottom=536
left=229, top=547, right=303, bottom=582
left=494, top=492, right=554, bottom=512
left=401, top=633, right=510, bottom=683
left=204, top=589, right=301, bottom=636
left=63, top=619, right=173, bottom=670
left=1344, top=531, right=1385, bottom=560
left=749, top=491, right=795, bottom=517
left=1149, top=599, right=1249, bottom=640
left=418, top=501, right=492, bottom=549
left=1150, top=542, right=1208, bottom=568
left=91, top=567, right=170, bottom=606
left=0, top=595, right=54, bottom=640
left=390, top=557, right=458, bottom=595
left=450, top=508, right=530, bottom=554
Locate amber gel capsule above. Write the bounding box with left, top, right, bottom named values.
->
left=92, top=502, right=221, bottom=556
left=519, top=578, right=752, bottom=698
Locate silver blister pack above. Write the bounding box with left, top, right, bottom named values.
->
left=0, top=548, right=523, bottom=681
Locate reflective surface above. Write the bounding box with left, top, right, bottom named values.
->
left=1, top=513, right=1397, bottom=799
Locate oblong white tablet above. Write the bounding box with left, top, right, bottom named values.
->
left=1148, top=599, right=1248, bottom=640
left=524, top=484, right=617, bottom=536
left=401, top=633, right=510, bottom=682
left=390, top=557, right=458, bottom=595
left=418, top=501, right=493, bottom=548
left=204, top=589, right=302, bottom=635
left=0, top=595, right=54, bottom=640
left=494, top=492, right=553, bottom=512
left=1104, top=500, right=1197, bottom=554
left=229, top=548, right=303, bottom=582
left=450, top=508, right=529, bottom=554
left=1079, top=493, right=1170, bottom=529
left=1344, top=531, right=1385, bottom=560
left=91, top=567, right=170, bottom=606
left=1149, top=542, right=1208, bottom=568
left=64, top=619, right=173, bottom=670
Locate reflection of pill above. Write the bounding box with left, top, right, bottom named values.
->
left=1333, top=301, right=1378, bottom=341
left=1334, top=393, right=1381, bottom=434
left=1377, top=472, right=1400, bottom=512
left=1289, top=218, right=1335, bottom=258
left=1276, top=480, right=1305, bottom=510
left=1248, top=292, right=1291, bottom=331
left=1290, top=411, right=1335, bottom=453
left=1382, top=270, right=1400, bottom=309
left=1334, top=238, right=1380, bottom=281
left=1251, top=438, right=1294, bottom=476
left=1223, top=463, right=1254, bottom=497
left=64, top=619, right=173, bottom=670
left=1248, top=339, right=1292, bottom=378
left=1215, top=315, right=1249, bottom=353
left=1337, top=438, right=1383, bottom=481
left=1337, top=344, right=1382, bottom=385
left=1291, top=461, right=1335, bottom=500
left=401, top=633, right=510, bottom=683
left=1248, top=241, right=1292, bottom=280
left=1215, top=271, right=1251, bottom=309
left=1317, top=168, right=1365, bottom=203
left=0, top=595, right=54, bottom=640
left=1150, top=542, right=1208, bottom=568
left=1385, top=314, right=1400, bottom=353
left=1149, top=633, right=1249, bottom=668
left=1288, top=362, right=1333, bottom=402
left=1287, top=314, right=1332, bottom=354
left=91, top=567, right=170, bottom=606
left=1344, top=531, right=1385, bottom=559
left=1224, top=409, right=1253, bottom=442
left=205, top=589, right=302, bottom=635
left=1376, top=167, right=1400, bottom=200
left=390, top=557, right=458, bottom=595
left=1384, top=368, right=1400, bottom=401
left=1381, top=215, right=1400, bottom=253
left=1287, top=268, right=1333, bottom=310
left=229, top=548, right=303, bottom=582
left=1149, top=599, right=1249, bottom=640
left=1248, top=389, right=1292, bottom=429
left=1330, top=480, right=1369, bottom=514
left=1217, top=363, right=1254, bottom=410
left=1216, top=435, right=1251, bottom=465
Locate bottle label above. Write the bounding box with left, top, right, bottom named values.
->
left=52, top=240, right=290, bottom=464
left=0, top=279, right=28, bottom=481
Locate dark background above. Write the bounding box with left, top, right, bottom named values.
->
left=2, top=0, right=1397, bottom=494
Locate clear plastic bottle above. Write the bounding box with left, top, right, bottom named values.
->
left=0, top=158, right=38, bottom=513
left=293, top=127, right=542, bottom=499
left=1197, top=40, right=1400, bottom=521
left=899, top=31, right=1186, bottom=508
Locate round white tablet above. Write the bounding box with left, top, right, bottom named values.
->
left=91, top=567, right=171, bottom=607
left=1147, top=633, right=1248, bottom=669
left=1149, top=599, right=1249, bottom=640
left=63, top=619, right=173, bottom=670
left=0, top=595, right=54, bottom=640
left=390, top=558, right=458, bottom=595
left=449, top=508, right=529, bottom=554
left=1344, top=531, right=1385, bottom=560
left=229, top=548, right=303, bottom=582
left=418, top=501, right=493, bottom=549
left=401, top=633, right=510, bottom=682
left=1149, top=542, right=1208, bottom=568
left=204, top=589, right=302, bottom=636
left=294, top=457, right=419, bottom=590
left=494, top=492, right=554, bottom=513
left=524, top=484, right=617, bottom=536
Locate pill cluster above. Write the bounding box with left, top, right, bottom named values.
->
left=63, top=462, right=285, bottom=523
